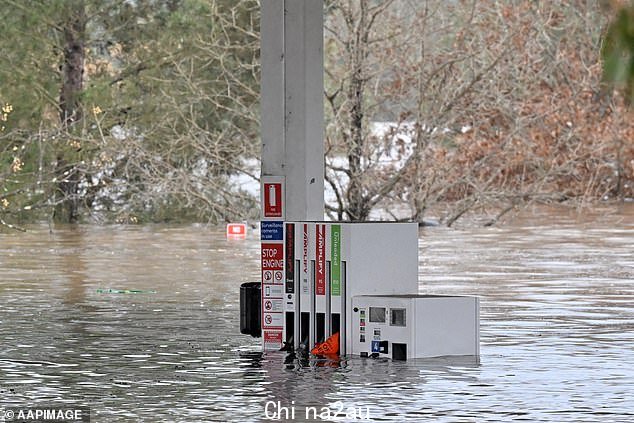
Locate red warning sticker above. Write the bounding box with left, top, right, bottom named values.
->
left=263, top=183, right=282, bottom=218
left=263, top=330, right=282, bottom=349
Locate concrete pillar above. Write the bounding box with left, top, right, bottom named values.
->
left=260, top=0, right=324, bottom=221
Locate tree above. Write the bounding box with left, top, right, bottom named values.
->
left=602, top=0, right=634, bottom=104
left=87, top=0, right=261, bottom=223
left=324, top=0, right=521, bottom=222
left=1, top=0, right=261, bottom=227
left=56, top=0, right=87, bottom=223
left=324, top=0, right=633, bottom=225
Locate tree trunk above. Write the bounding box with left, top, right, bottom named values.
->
left=345, top=1, right=370, bottom=221
left=57, top=0, right=86, bottom=223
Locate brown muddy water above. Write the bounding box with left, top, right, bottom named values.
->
left=0, top=205, right=633, bottom=422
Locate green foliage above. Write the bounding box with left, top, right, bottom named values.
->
left=602, top=3, right=634, bottom=104
left=0, top=1, right=65, bottom=127
left=1, top=0, right=260, bottom=224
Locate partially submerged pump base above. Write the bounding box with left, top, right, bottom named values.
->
left=241, top=222, right=479, bottom=360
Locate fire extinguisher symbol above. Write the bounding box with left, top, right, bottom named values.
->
left=263, top=182, right=282, bottom=217
left=268, top=184, right=276, bottom=207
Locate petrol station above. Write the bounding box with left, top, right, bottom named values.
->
left=240, top=0, right=479, bottom=360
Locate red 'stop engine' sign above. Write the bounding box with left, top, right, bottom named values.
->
left=261, top=243, right=284, bottom=271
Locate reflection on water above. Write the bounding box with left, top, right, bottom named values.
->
left=1, top=206, right=633, bottom=422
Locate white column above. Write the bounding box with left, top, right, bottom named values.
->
left=261, top=0, right=324, bottom=221
left=260, top=0, right=285, bottom=178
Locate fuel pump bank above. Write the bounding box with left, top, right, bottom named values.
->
left=241, top=221, right=480, bottom=360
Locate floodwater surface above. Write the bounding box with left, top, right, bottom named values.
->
left=0, top=205, right=633, bottom=422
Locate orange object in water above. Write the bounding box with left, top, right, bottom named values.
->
left=311, top=332, right=339, bottom=356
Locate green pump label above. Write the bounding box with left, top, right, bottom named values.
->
left=331, top=225, right=341, bottom=296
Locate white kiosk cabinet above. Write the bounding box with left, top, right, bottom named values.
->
left=351, top=295, right=480, bottom=359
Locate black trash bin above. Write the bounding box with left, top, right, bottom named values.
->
left=240, top=282, right=261, bottom=338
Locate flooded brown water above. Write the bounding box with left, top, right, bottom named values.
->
left=0, top=205, right=633, bottom=422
